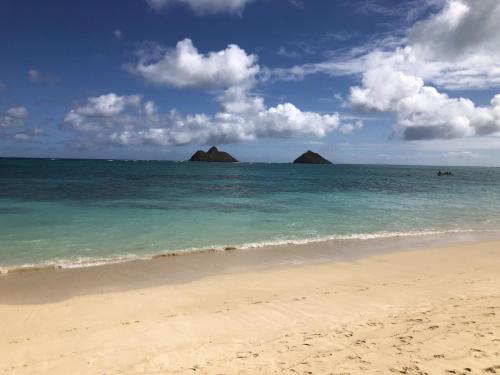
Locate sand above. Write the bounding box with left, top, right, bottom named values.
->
left=0, top=239, right=499, bottom=374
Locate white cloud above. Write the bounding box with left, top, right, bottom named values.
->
left=113, top=39, right=360, bottom=148
left=269, top=32, right=405, bottom=82
left=70, top=93, right=141, bottom=117
left=63, top=93, right=145, bottom=133
left=63, top=92, right=346, bottom=147
left=349, top=65, right=500, bottom=140
left=0, top=106, right=44, bottom=142
left=403, top=0, right=500, bottom=90
left=353, top=0, right=500, bottom=91
left=146, top=0, right=256, bottom=15
left=11, top=128, right=45, bottom=143
left=408, top=0, right=500, bottom=62
left=339, top=120, right=363, bottom=135
left=270, top=0, right=500, bottom=142
left=129, top=38, right=260, bottom=90
left=114, top=29, right=123, bottom=39
left=0, top=107, right=29, bottom=129
left=272, top=0, right=500, bottom=90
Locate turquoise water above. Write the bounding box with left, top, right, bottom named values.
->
left=1, top=158, right=500, bottom=271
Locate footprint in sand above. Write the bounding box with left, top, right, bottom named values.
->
left=398, top=335, right=413, bottom=345
left=484, top=365, right=500, bottom=373
left=446, top=370, right=475, bottom=375
left=470, top=348, right=489, bottom=359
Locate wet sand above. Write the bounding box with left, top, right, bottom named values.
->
left=0, top=237, right=499, bottom=374
left=0, top=230, right=495, bottom=304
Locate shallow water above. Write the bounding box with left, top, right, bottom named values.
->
left=1, top=158, right=499, bottom=270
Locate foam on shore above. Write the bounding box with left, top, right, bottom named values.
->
left=0, top=228, right=478, bottom=275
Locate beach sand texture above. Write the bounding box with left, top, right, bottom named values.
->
left=1, top=240, right=499, bottom=374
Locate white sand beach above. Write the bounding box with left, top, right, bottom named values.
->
left=1, top=239, right=499, bottom=374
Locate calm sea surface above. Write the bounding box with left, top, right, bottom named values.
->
left=1, top=158, right=499, bottom=271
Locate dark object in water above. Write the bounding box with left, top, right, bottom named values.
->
left=189, top=146, right=238, bottom=162
left=293, top=150, right=332, bottom=164
left=437, top=171, right=453, bottom=176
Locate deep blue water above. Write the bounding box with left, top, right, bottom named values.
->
left=1, top=158, right=499, bottom=270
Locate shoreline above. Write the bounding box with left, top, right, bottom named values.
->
left=0, top=227, right=490, bottom=276
left=1, top=237, right=499, bottom=374
left=1, top=228, right=499, bottom=305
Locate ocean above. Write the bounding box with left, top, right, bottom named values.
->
left=1, top=158, right=499, bottom=272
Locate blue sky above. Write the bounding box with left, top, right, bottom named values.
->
left=1, top=0, right=500, bottom=165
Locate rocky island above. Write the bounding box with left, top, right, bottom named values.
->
left=189, top=146, right=238, bottom=163
left=293, top=150, right=332, bottom=164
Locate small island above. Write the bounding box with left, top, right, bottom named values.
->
left=293, top=150, right=332, bottom=164
left=189, top=146, right=238, bottom=162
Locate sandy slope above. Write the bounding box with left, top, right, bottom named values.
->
left=0, top=240, right=499, bottom=374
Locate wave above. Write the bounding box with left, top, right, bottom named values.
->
left=238, top=228, right=477, bottom=248
left=0, top=228, right=480, bottom=275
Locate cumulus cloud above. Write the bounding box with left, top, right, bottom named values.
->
left=405, top=0, right=500, bottom=89
left=355, top=0, right=500, bottom=90
left=128, top=38, right=260, bottom=90
left=0, top=107, right=29, bottom=129
left=102, top=39, right=360, bottom=148
left=0, top=106, right=44, bottom=142
left=146, top=0, right=255, bottom=15
left=345, top=0, right=500, bottom=141
left=63, top=93, right=144, bottom=133
left=63, top=92, right=344, bottom=147
left=408, top=0, right=500, bottom=62
left=275, top=1, right=500, bottom=90
left=271, top=0, right=500, bottom=142
left=349, top=66, right=500, bottom=140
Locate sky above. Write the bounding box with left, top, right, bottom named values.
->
left=1, top=0, right=500, bottom=165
